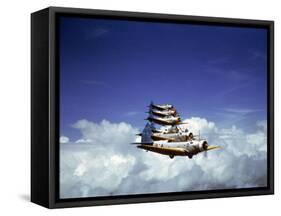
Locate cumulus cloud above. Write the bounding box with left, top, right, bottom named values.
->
left=60, top=136, right=69, bottom=144
left=60, top=118, right=267, bottom=198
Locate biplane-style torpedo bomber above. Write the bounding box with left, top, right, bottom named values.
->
left=132, top=102, right=220, bottom=159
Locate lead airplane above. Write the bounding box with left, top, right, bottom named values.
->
left=151, top=131, right=194, bottom=142
left=148, top=102, right=174, bottom=111
left=132, top=123, right=220, bottom=159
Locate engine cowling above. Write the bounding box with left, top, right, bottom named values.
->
left=188, top=133, right=194, bottom=140
left=198, top=140, right=208, bottom=151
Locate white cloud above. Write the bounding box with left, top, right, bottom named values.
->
left=60, top=117, right=267, bottom=198
left=223, top=108, right=262, bottom=114
left=75, top=139, right=92, bottom=144
left=60, top=136, right=69, bottom=144
left=72, top=119, right=138, bottom=151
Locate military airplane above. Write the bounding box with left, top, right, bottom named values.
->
left=132, top=102, right=220, bottom=159
left=132, top=123, right=219, bottom=159
left=148, top=102, right=174, bottom=111
left=151, top=131, right=194, bottom=142
left=148, top=109, right=178, bottom=118
left=137, top=140, right=220, bottom=159
left=138, top=125, right=194, bottom=142
left=146, top=114, right=184, bottom=126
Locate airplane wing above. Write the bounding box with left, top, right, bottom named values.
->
left=138, top=144, right=189, bottom=155
left=206, top=146, right=220, bottom=151
left=130, top=142, right=153, bottom=145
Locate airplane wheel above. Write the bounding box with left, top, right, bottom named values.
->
left=169, top=155, right=174, bottom=159
left=188, top=155, right=193, bottom=159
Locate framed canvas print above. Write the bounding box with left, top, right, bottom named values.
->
left=31, top=7, right=274, bottom=208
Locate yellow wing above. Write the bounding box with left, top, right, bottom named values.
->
left=206, top=146, right=221, bottom=151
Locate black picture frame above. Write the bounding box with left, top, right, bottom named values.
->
left=31, top=6, right=274, bottom=208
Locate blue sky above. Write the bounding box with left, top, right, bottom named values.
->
left=59, top=16, right=267, bottom=140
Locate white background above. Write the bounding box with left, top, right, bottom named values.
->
left=0, top=0, right=279, bottom=214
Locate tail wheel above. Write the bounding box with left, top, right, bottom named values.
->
left=169, top=155, right=174, bottom=159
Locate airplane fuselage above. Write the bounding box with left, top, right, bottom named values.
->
left=151, top=132, right=193, bottom=142
left=150, top=109, right=178, bottom=117
left=147, top=116, right=181, bottom=126
left=151, top=104, right=173, bottom=111
left=137, top=140, right=208, bottom=159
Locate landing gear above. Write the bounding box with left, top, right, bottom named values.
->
left=188, top=155, right=193, bottom=159
left=169, top=155, right=174, bottom=159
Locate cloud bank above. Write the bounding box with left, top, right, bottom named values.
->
left=60, top=118, right=267, bottom=198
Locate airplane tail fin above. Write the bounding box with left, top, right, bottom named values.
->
left=147, top=101, right=154, bottom=108
left=141, top=122, right=154, bottom=143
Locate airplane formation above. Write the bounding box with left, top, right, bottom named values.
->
left=132, top=102, right=220, bottom=159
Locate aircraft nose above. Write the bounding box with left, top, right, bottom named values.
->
left=202, top=141, right=208, bottom=150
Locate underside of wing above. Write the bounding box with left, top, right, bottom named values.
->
left=137, top=144, right=188, bottom=156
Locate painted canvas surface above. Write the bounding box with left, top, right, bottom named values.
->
left=59, top=16, right=267, bottom=199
